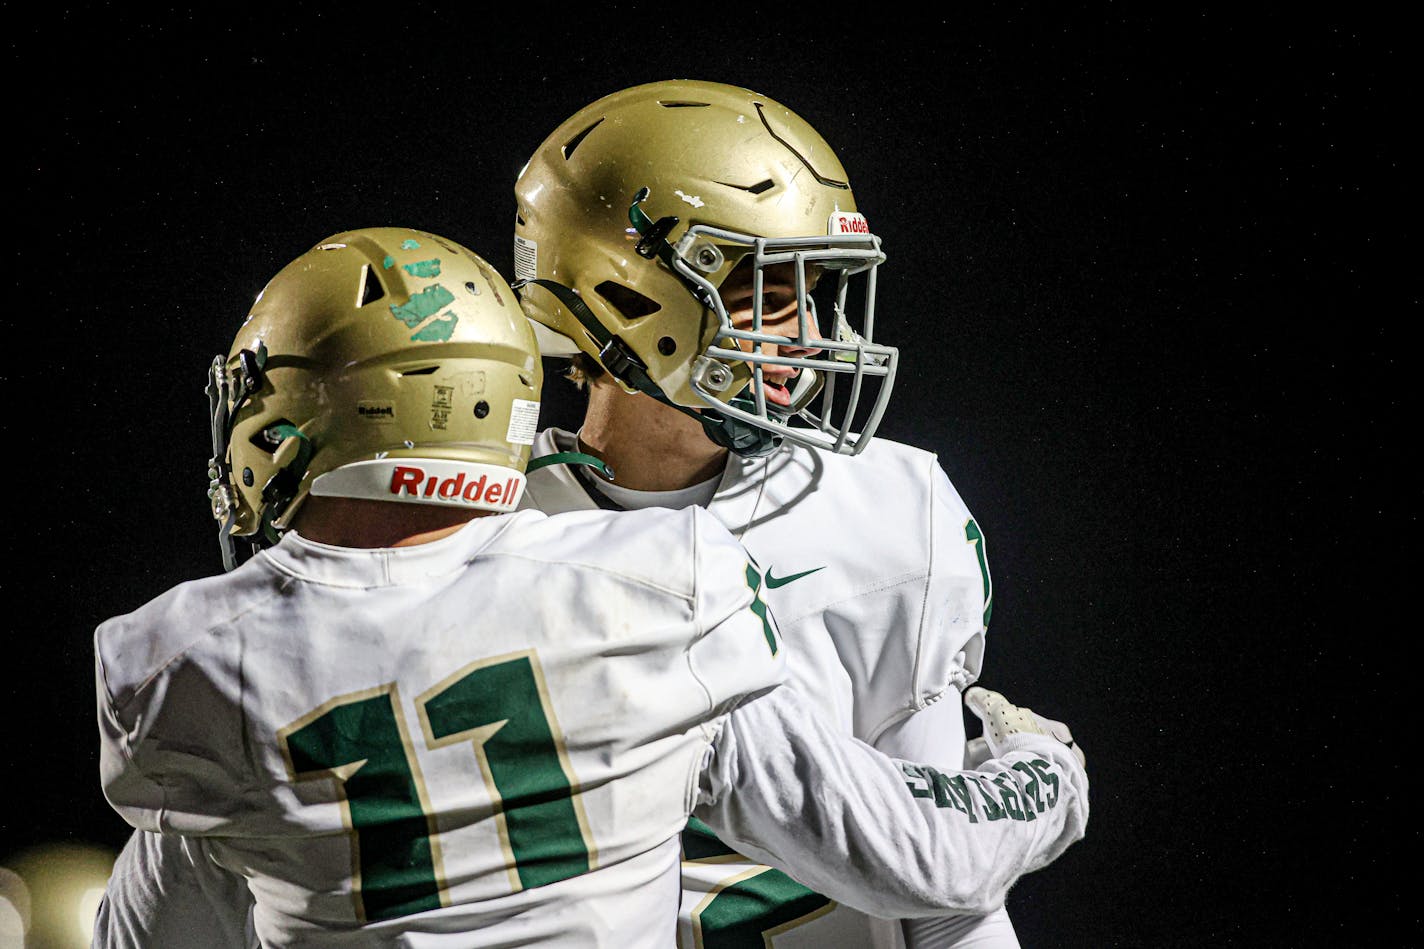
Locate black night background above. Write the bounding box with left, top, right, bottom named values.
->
left=5, top=7, right=1409, bottom=947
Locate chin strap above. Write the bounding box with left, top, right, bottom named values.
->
left=516, top=272, right=781, bottom=458
left=257, top=423, right=314, bottom=545
left=511, top=276, right=678, bottom=404
left=511, top=188, right=786, bottom=459
left=526, top=451, right=615, bottom=481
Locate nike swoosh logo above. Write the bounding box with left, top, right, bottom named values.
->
left=765, top=566, right=826, bottom=589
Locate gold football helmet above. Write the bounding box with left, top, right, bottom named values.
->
left=206, top=227, right=542, bottom=569
left=514, top=79, right=897, bottom=456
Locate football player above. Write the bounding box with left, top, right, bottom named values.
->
left=93, top=227, right=1087, bottom=947
left=513, top=80, right=1046, bottom=947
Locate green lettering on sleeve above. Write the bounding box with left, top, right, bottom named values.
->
left=1031, top=759, right=1061, bottom=808
left=944, top=774, right=980, bottom=822
left=993, top=773, right=1029, bottom=822
left=901, top=762, right=934, bottom=800
left=1012, top=760, right=1045, bottom=813
left=969, top=775, right=1006, bottom=821
left=929, top=769, right=971, bottom=817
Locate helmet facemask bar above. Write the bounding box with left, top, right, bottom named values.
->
left=666, top=222, right=899, bottom=456
left=206, top=347, right=266, bottom=571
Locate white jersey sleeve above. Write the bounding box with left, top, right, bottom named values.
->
left=94, top=830, right=256, bottom=949
left=873, top=699, right=1021, bottom=948
left=694, top=683, right=1088, bottom=919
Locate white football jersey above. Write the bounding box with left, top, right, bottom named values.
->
left=96, top=507, right=785, bottom=948
left=96, top=675, right=1088, bottom=949
left=524, top=429, right=996, bottom=949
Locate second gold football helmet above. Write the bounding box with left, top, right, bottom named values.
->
left=514, top=80, right=897, bottom=456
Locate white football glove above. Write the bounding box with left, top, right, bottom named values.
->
left=963, top=686, right=1086, bottom=770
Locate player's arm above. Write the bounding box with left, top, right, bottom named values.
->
left=875, top=698, right=1022, bottom=948
left=686, top=509, right=1085, bottom=918
left=871, top=460, right=1019, bottom=944
left=94, top=829, right=256, bottom=949
left=693, top=682, right=1088, bottom=920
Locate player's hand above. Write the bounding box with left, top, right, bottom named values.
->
left=963, top=686, right=1086, bottom=770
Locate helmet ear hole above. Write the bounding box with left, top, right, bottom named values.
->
left=250, top=420, right=296, bottom=453
left=594, top=281, right=661, bottom=320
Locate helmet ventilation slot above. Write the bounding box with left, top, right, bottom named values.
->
left=716, top=178, right=776, bottom=195
left=657, top=100, right=710, bottom=108
left=358, top=264, right=386, bottom=306
left=400, top=365, right=439, bottom=376
left=562, top=118, right=604, bottom=160
left=595, top=281, right=661, bottom=319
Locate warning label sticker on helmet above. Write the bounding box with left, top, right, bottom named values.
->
left=507, top=398, right=540, bottom=445
left=826, top=211, right=871, bottom=236
left=513, top=235, right=538, bottom=282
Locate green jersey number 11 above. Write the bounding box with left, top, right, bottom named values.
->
left=279, top=650, right=593, bottom=922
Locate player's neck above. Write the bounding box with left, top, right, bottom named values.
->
left=578, top=381, right=728, bottom=491
left=292, top=497, right=494, bottom=548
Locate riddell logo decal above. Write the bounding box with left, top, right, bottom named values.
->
left=389, top=465, right=518, bottom=506
left=828, top=212, right=870, bottom=235
left=357, top=403, right=395, bottom=419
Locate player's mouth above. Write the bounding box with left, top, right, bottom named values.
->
left=760, top=373, right=796, bottom=409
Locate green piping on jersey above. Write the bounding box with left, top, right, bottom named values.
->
left=744, top=563, right=778, bottom=656
left=965, top=518, right=993, bottom=626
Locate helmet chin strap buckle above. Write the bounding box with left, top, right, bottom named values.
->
left=596, top=336, right=647, bottom=386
